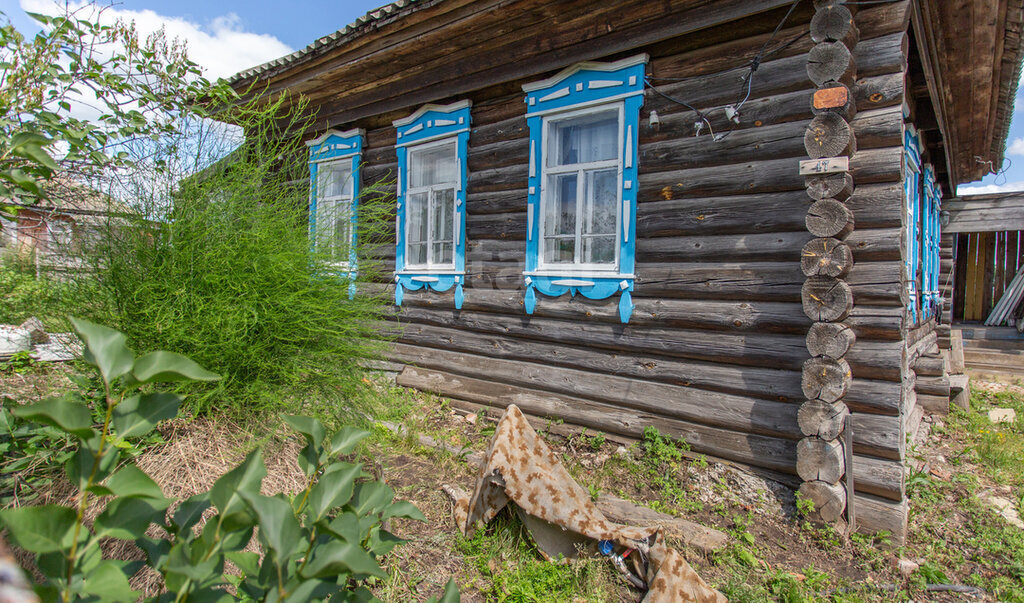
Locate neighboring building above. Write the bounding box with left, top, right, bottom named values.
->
left=227, top=0, right=1024, bottom=542
left=0, top=176, right=123, bottom=274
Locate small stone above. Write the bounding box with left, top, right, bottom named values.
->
left=895, top=558, right=919, bottom=577
left=18, top=317, right=48, bottom=344
left=981, top=493, right=1024, bottom=529
left=989, top=408, right=1017, bottom=424
left=465, top=413, right=477, bottom=425
left=614, top=446, right=628, bottom=457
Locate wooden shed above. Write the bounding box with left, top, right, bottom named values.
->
left=227, top=0, right=1024, bottom=543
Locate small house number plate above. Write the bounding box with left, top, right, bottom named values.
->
left=799, top=157, right=849, bottom=176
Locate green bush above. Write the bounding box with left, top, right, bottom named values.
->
left=0, top=319, right=457, bottom=602
left=82, top=97, right=394, bottom=418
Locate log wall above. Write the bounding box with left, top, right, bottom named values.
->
left=306, top=1, right=914, bottom=542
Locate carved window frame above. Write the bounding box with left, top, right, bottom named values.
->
left=522, top=54, right=647, bottom=323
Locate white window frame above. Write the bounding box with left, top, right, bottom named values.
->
left=313, top=158, right=355, bottom=269
left=537, top=102, right=624, bottom=274
left=403, top=136, right=459, bottom=271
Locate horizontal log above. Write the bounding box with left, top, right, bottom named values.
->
left=633, top=261, right=900, bottom=305
left=915, top=375, right=951, bottom=397
left=639, top=72, right=902, bottom=148
left=647, top=33, right=905, bottom=120
left=854, top=0, right=910, bottom=40
left=855, top=31, right=908, bottom=79
left=467, top=212, right=525, bottom=241
left=396, top=365, right=799, bottom=473
left=845, top=228, right=902, bottom=261
left=845, top=182, right=903, bottom=228
left=913, top=355, right=945, bottom=377
left=390, top=303, right=904, bottom=381
left=467, top=137, right=528, bottom=172
left=391, top=284, right=902, bottom=340
left=850, top=412, right=902, bottom=460
left=390, top=323, right=807, bottom=402
left=850, top=105, right=903, bottom=149
left=471, top=114, right=529, bottom=148
left=852, top=454, right=904, bottom=501
left=389, top=342, right=803, bottom=440
left=393, top=303, right=809, bottom=370
left=639, top=231, right=812, bottom=263
left=853, top=491, right=908, bottom=544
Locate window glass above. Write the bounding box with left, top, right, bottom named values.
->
left=315, top=161, right=354, bottom=264
left=407, top=191, right=429, bottom=266
left=541, top=108, right=619, bottom=267
left=410, top=142, right=457, bottom=187
left=317, top=163, right=353, bottom=198
left=548, top=111, right=618, bottom=167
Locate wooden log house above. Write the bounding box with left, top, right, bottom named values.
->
left=227, top=0, right=1024, bottom=542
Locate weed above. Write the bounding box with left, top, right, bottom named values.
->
left=456, top=510, right=620, bottom=602
left=2, top=350, right=36, bottom=375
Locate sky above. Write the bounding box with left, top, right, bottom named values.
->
left=2, top=0, right=1024, bottom=196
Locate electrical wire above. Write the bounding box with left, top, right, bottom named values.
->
left=643, top=0, right=806, bottom=141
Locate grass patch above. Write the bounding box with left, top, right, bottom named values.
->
left=455, top=511, right=622, bottom=602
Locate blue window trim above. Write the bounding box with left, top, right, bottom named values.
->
left=904, top=126, right=925, bottom=325
left=392, top=100, right=471, bottom=308
left=521, top=54, right=647, bottom=324
left=308, top=128, right=364, bottom=296
left=922, top=164, right=942, bottom=319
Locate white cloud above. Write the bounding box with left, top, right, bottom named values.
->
left=19, top=0, right=292, bottom=79
left=1008, top=137, right=1024, bottom=157
left=957, top=181, right=1024, bottom=195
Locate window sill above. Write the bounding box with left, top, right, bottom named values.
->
left=523, top=273, right=635, bottom=323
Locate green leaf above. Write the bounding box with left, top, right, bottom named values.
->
left=240, top=492, right=302, bottom=561
left=66, top=445, right=119, bottom=490
left=349, top=481, right=395, bottom=516
left=282, top=578, right=341, bottom=603
left=210, top=449, right=266, bottom=517
left=434, top=578, right=461, bottom=603
left=322, top=512, right=361, bottom=544
left=330, top=426, right=371, bottom=456
left=132, top=351, right=220, bottom=384
left=0, top=505, right=76, bottom=553
left=282, top=415, right=325, bottom=446
left=137, top=536, right=172, bottom=569
left=104, top=465, right=164, bottom=499
left=382, top=500, right=426, bottom=523
left=170, top=492, right=211, bottom=533
left=300, top=540, right=385, bottom=579
left=225, top=551, right=260, bottom=576
left=367, top=529, right=405, bottom=556
left=112, top=392, right=180, bottom=439
left=12, top=397, right=94, bottom=438
left=82, top=560, right=139, bottom=602
left=306, top=462, right=361, bottom=521
left=70, top=317, right=134, bottom=384
left=94, top=497, right=169, bottom=540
